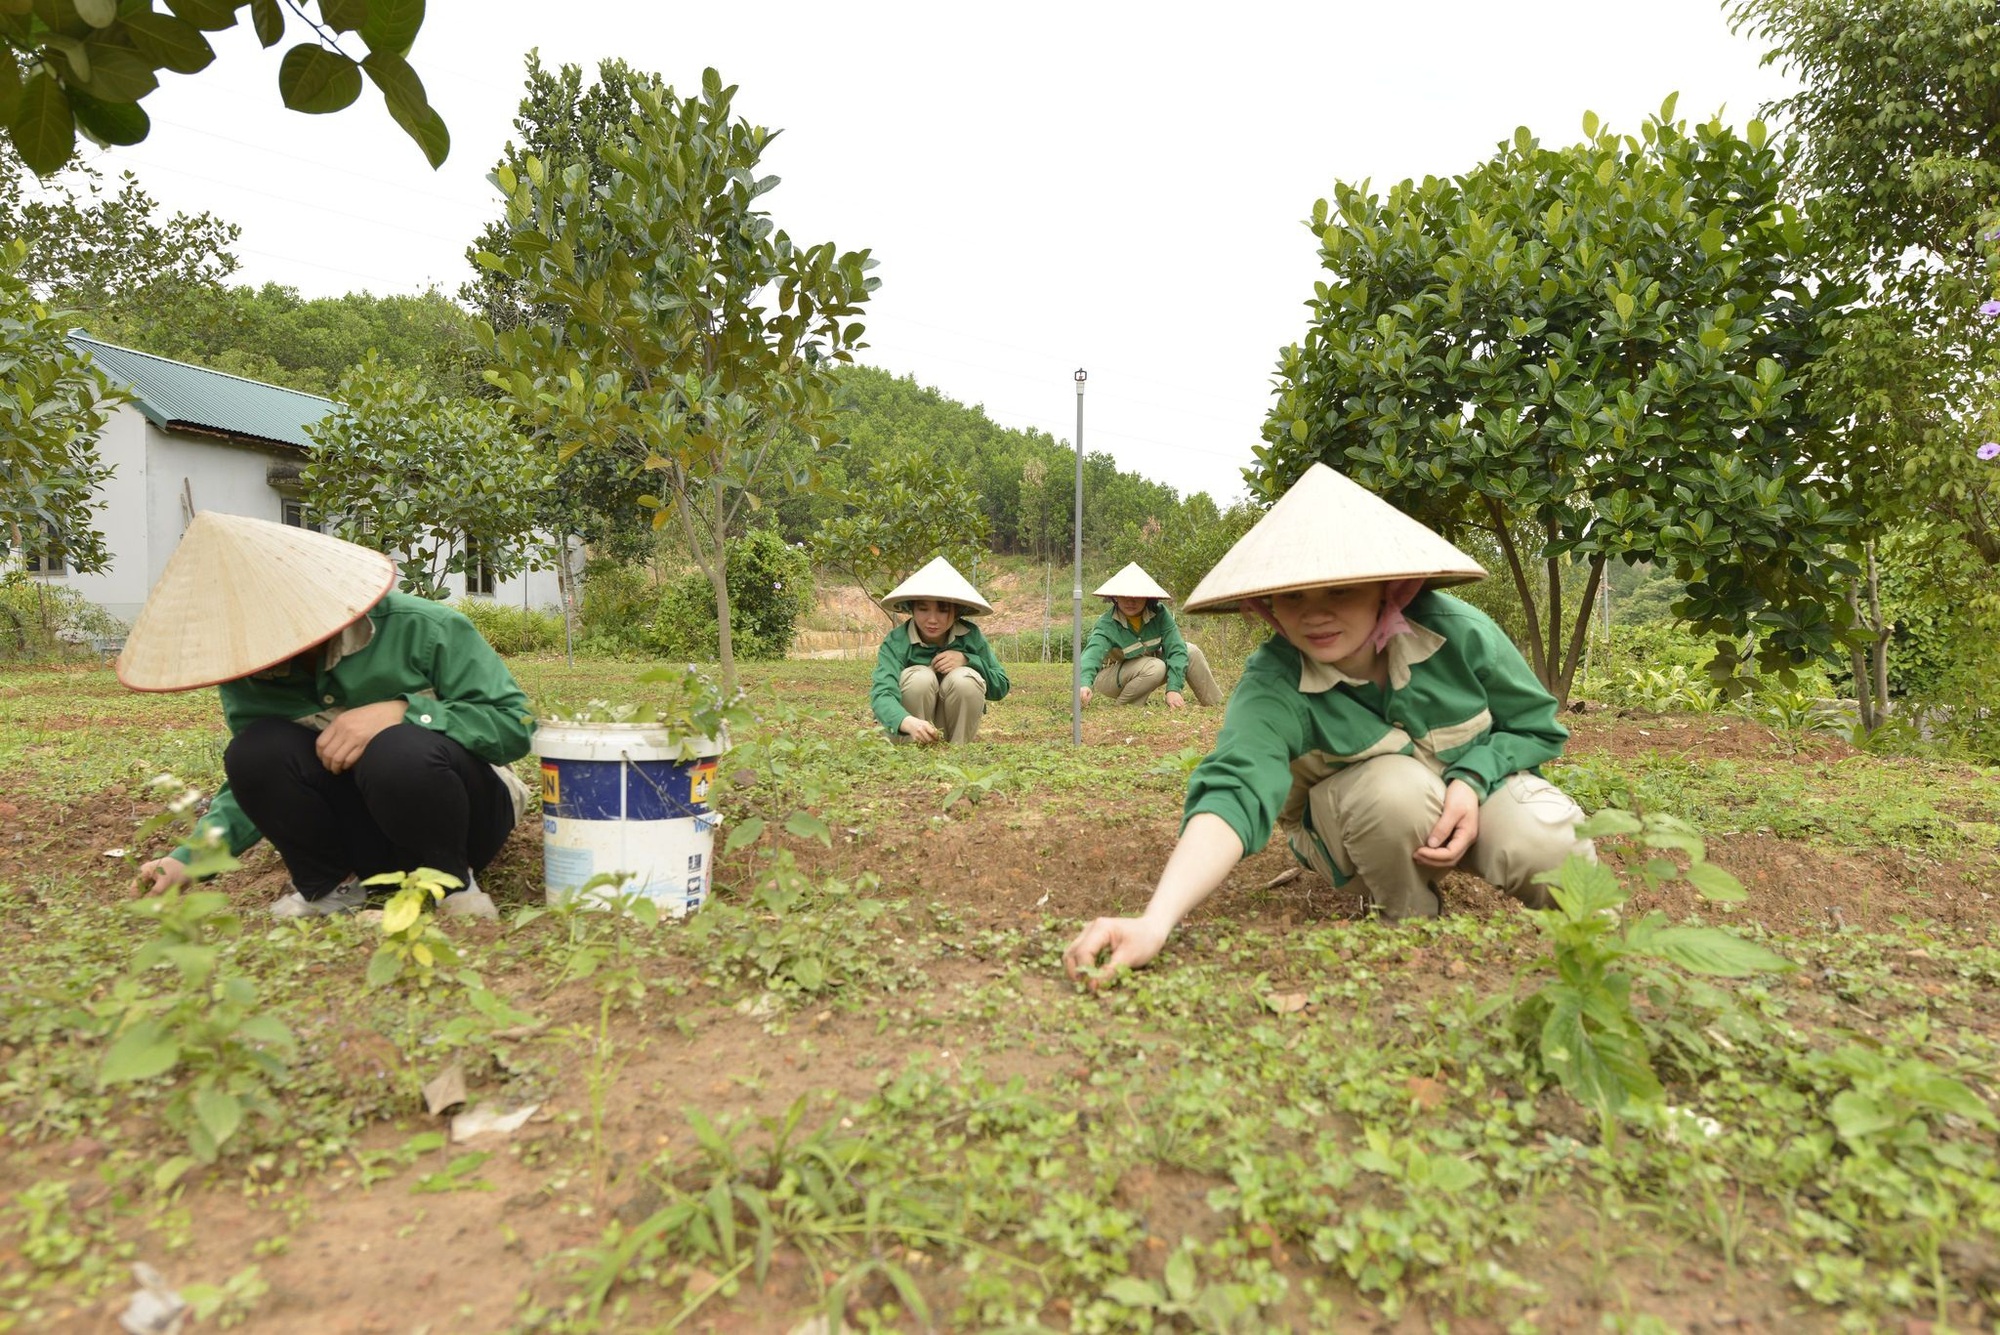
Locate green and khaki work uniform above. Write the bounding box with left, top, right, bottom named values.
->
left=871, top=618, right=1011, bottom=744
left=169, top=593, right=534, bottom=900
left=1184, top=591, right=1589, bottom=918
left=1077, top=603, right=1222, bottom=706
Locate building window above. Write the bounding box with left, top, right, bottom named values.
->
left=280, top=498, right=313, bottom=529
left=22, top=523, right=66, bottom=576
left=464, top=537, right=497, bottom=597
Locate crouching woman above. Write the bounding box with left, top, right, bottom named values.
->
left=1064, top=464, right=1593, bottom=982
left=1076, top=563, right=1223, bottom=708
left=870, top=557, right=1011, bottom=744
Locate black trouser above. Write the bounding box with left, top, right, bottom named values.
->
left=223, top=718, right=516, bottom=900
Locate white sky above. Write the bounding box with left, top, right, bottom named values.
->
left=75, top=0, right=1795, bottom=505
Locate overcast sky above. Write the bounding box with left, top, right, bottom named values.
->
left=67, top=1, right=1795, bottom=504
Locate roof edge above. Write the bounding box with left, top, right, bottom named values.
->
left=66, top=329, right=339, bottom=409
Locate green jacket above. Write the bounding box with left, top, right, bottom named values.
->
left=1184, top=591, right=1567, bottom=857
left=870, top=618, right=1011, bottom=735
left=173, top=592, right=535, bottom=863
left=1078, top=602, right=1192, bottom=691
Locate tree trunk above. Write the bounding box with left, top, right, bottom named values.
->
left=1846, top=579, right=1877, bottom=733
left=1552, top=555, right=1606, bottom=707
left=1866, top=542, right=1890, bottom=720
left=1543, top=537, right=1563, bottom=699
left=710, top=493, right=737, bottom=695
left=1485, top=501, right=1549, bottom=686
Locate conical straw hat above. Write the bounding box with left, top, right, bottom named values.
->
left=117, top=512, right=398, bottom=692
left=881, top=556, right=993, bottom=616
left=1182, top=464, right=1484, bottom=613
left=1093, top=563, right=1172, bottom=601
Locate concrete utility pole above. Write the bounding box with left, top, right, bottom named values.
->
left=1071, top=368, right=1087, bottom=746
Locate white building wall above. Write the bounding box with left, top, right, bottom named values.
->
left=442, top=562, right=566, bottom=611
left=45, top=404, right=153, bottom=621
left=40, top=411, right=302, bottom=624
left=42, top=409, right=569, bottom=625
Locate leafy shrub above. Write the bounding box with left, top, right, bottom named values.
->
left=0, top=573, right=127, bottom=659
left=452, top=598, right=564, bottom=655
left=1615, top=665, right=1725, bottom=713
left=576, top=558, right=660, bottom=656
left=649, top=528, right=812, bottom=661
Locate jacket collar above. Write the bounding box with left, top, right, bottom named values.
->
left=1296, top=616, right=1445, bottom=694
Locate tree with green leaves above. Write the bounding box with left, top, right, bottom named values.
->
left=1730, top=0, right=2000, bottom=727
left=481, top=66, right=876, bottom=692
left=0, top=238, right=123, bottom=572
left=302, top=353, right=554, bottom=600
left=1103, top=491, right=1259, bottom=604
left=461, top=53, right=645, bottom=339
left=0, top=141, right=240, bottom=321
left=812, top=451, right=991, bottom=616
left=1, top=0, right=445, bottom=176
left=1259, top=103, right=1858, bottom=704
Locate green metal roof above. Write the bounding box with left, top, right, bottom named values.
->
left=67, top=332, right=335, bottom=453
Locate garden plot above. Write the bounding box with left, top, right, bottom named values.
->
left=2, top=660, right=1999, bottom=1332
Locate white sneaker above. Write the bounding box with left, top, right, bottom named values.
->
left=439, top=872, right=498, bottom=920
left=269, top=877, right=367, bottom=918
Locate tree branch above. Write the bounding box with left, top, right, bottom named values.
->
left=1483, top=496, right=1548, bottom=684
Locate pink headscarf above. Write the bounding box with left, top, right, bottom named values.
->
left=1240, top=578, right=1424, bottom=653
left=1367, top=578, right=1424, bottom=651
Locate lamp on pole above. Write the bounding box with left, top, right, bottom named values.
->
left=1071, top=368, right=1086, bottom=746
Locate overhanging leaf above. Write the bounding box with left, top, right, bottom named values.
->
left=361, top=47, right=448, bottom=167
left=249, top=0, right=285, bottom=46
left=9, top=72, right=78, bottom=176
left=69, top=89, right=148, bottom=145
left=278, top=43, right=362, bottom=114
left=164, top=0, right=241, bottom=30
left=357, top=0, right=424, bottom=56
left=0, top=52, right=20, bottom=125
left=318, top=0, right=368, bottom=31
left=121, top=11, right=217, bottom=74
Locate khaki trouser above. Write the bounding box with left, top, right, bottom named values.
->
left=1090, top=643, right=1223, bottom=706
left=1288, top=754, right=1593, bottom=919
left=899, top=664, right=987, bottom=743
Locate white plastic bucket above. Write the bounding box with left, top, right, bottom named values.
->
left=533, top=722, right=723, bottom=916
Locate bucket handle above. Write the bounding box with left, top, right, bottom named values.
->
left=622, top=749, right=711, bottom=812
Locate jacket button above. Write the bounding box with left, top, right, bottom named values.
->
left=322, top=694, right=335, bottom=704
left=420, top=714, right=433, bottom=724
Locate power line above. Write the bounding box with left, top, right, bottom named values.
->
left=92, top=151, right=475, bottom=248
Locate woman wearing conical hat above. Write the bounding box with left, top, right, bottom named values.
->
left=1076, top=564, right=1223, bottom=709
left=124, top=513, right=533, bottom=920
left=1063, top=465, right=1593, bottom=982
left=870, top=557, right=1011, bottom=744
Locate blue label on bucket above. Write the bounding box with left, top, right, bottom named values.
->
left=541, top=755, right=713, bottom=822
left=544, top=842, right=594, bottom=889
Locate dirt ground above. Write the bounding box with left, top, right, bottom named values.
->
left=3, top=688, right=1997, bottom=1332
